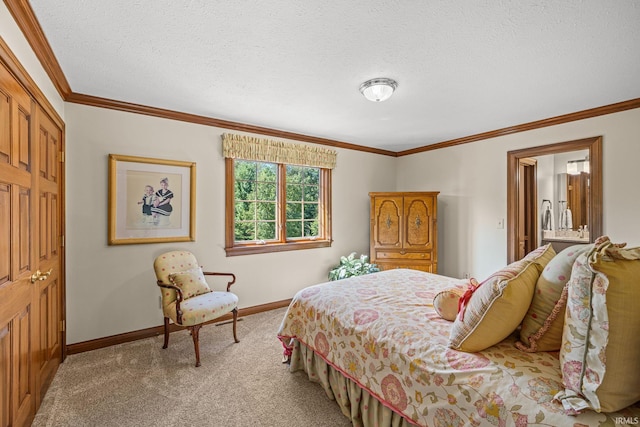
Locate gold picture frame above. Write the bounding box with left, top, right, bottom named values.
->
left=108, top=154, right=196, bottom=245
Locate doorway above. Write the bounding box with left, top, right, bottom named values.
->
left=506, top=137, right=603, bottom=263
left=517, top=158, right=537, bottom=260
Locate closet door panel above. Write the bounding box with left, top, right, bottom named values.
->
left=0, top=58, right=37, bottom=427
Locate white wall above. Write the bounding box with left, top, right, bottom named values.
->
left=396, top=108, right=640, bottom=281
left=65, top=103, right=397, bottom=343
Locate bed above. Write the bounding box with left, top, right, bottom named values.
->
left=277, top=268, right=640, bottom=426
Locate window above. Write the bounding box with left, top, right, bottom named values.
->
left=223, top=134, right=335, bottom=256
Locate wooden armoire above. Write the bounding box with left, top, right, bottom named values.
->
left=369, top=192, right=438, bottom=273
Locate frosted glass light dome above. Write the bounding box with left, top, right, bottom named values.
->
left=359, top=78, right=398, bottom=102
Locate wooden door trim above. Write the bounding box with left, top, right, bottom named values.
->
left=507, top=137, right=602, bottom=263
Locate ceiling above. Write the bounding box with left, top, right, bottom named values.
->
left=27, top=1, right=640, bottom=152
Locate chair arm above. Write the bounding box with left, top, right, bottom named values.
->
left=202, top=271, right=236, bottom=292
left=156, top=280, right=185, bottom=324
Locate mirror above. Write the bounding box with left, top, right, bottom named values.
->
left=538, top=150, right=589, bottom=233
left=507, top=136, right=602, bottom=263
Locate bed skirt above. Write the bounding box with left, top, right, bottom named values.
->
left=289, top=339, right=415, bottom=427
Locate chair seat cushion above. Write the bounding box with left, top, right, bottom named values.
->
left=166, top=291, right=239, bottom=326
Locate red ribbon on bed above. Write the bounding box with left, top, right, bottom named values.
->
left=457, top=278, right=480, bottom=321
left=279, top=336, right=294, bottom=362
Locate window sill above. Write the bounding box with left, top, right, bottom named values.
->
left=225, top=240, right=332, bottom=257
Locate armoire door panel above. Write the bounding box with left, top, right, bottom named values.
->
left=373, top=197, right=402, bottom=248
left=404, top=197, right=433, bottom=249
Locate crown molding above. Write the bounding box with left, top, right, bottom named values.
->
left=396, top=98, right=640, bottom=156
left=65, top=92, right=397, bottom=156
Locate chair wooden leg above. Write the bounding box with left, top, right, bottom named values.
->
left=191, top=324, right=202, bottom=367
left=232, top=308, right=240, bottom=343
left=162, top=317, right=170, bottom=349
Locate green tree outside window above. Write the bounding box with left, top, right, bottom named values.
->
left=234, top=160, right=321, bottom=242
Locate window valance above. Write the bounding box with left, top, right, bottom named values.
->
left=222, top=133, right=337, bottom=169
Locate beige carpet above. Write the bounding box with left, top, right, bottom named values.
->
left=33, top=308, right=352, bottom=427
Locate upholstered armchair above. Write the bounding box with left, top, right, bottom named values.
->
left=153, top=251, right=239, bottom=367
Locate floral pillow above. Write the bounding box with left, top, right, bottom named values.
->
left=517, top=244, right=592, bottom=352
left=168, top=267, right=211, bottom=299
left=555, top=237, right=640, bottom=414
left=448, top=244, right=555, bottom=352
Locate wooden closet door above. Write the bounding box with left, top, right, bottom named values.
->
left=0, top=61, right=37, bottom=427
left=34, top=106, right=62, bottom=405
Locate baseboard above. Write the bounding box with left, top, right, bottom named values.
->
left=66, top=299, right=292, bottom=355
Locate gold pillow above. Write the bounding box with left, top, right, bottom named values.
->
left=168, top=267, right=211, bottom=299
left=556, top=237, right=640, bottom=413
left=522, top=243, right=556, bottom=266
left=449, top=244, right=554, bottom=352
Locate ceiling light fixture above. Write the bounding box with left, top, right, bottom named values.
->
left=359, top=78, right=398, bottom=102
left=566, top=159, right=590, bottom=175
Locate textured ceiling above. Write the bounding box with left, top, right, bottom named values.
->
left=28, top=1, right=640, bottom=151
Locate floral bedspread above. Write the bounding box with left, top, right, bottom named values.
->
left=277, top=269, right=639, bottom=427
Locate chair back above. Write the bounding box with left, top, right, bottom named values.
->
left=154, top=251, right=200, bottom=308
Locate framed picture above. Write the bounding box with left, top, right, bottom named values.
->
left=108, top=154, right=196, bottom=245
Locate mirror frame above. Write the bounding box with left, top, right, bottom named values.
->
left=507, top=136, right=602, bottom=263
